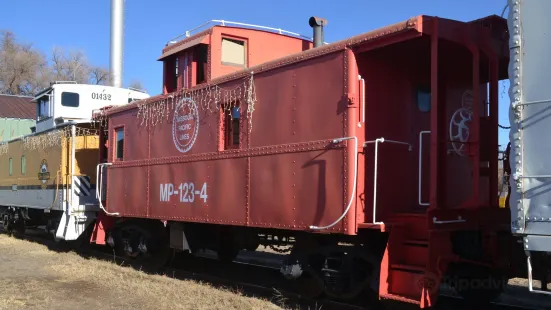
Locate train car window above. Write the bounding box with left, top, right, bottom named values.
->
left=9, top=158, right=12, bottom=176
left=38, top=97, right=51, bottom=120
left=21, top=156, right=26, bottom=175
left=115, top=127, right=124, bottom=160
left=61, top=92, right=80, bottom=107
left=101, top=134, right=109, bottom=163
left=224, top=106, right=240, bottom=149
left=195, top=44, right=208, bottom=85
left=174, top=56, right=179, bottom=90
left=221, top=37, right=246, bottom=67
left=416, top=88, right=431, bottom=112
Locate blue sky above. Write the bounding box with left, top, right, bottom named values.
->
left=1, top=0, right=510, bottom=146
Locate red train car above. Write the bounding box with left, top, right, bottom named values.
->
left=90, top=15, right=520, bottom=307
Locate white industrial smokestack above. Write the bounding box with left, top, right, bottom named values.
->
left=110, top=0, right=124, bottom=88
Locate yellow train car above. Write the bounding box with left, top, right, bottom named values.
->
left=0, top=125, right=100, bottom=239
left=0, top=82, right=149, bottom=240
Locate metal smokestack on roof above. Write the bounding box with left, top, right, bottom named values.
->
left=309, top=16, right=327, bottom=48
left=110, top=0, right=124, bottom=88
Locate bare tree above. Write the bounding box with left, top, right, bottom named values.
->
left=89, top=66, right=111, bottom=85
left=128, top=80, right=146, bottom=91
left=0, top=31, right=49, bottom=95
left=50, top=47, right=90, bottom=83
left=1, top=31, right=147, bottom=96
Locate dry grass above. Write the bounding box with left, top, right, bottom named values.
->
left=0, top=235, right=284, bottom=310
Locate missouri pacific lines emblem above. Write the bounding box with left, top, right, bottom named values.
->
left=38, top=159, right=50, bottom=189
left=172, top=97, right=199, bottom=153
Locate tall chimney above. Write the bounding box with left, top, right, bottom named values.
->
left=309, top=16, right=327, bottom=48
left=110, top=0, right=124, bottom=88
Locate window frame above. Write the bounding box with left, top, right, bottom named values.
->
left=113, top=126, right=125, bottom=161
left=195, top=44, right=208, bottom=85
left=8, top=157, right=12, bottom=176
left=221, top=35, right=247, bottom=68
left=21, top=155, right=26, bottom=175
left=223, top=105, right=241, bottom=150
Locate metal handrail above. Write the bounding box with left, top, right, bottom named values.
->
left=418, top=131, right=431, bottom=206
left=433, top=216, right=466, bottom=224
left=96, top=163, right=119, bottom=216
left=527, top=255, right=551, bottom=295
left=364, top=138, right=412, bottom=225
left=359, top=75, right=365, bottom=124
left=167, top=19, right=329, bottom=44
left=310, top=136, right=358, bottom=230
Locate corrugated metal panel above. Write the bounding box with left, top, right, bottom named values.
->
left=0, top=95, right=35, bottom=119
left=0, top=118, right=35, bottom=142
left=508, top=0, right=551, bottom=242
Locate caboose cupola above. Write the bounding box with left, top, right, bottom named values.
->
left=158, top=20, right=316, bottom=94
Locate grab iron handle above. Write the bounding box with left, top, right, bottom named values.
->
left=433, top=216, right=466, bottom=224
left=419, top=131, right=430, bottom=206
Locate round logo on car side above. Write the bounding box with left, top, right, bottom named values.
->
left=172, top=97, right=199, bottom=153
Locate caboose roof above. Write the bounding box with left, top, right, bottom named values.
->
left=106, top=14, right=508, bottom=117
left=157, top=22, right=315, bottom=61
left=158, top=29, right=211, bottom=61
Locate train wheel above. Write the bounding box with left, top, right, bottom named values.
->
left=112, top=224, right=170, bottom=272
left=293, top=270, right=324, bottom=298
left=2, top=213, right=13, bottom=234
left=319, top=247, right=376, bottom=301
left=291, top=243, right=378, bottom=301
left=2, top=210, right=24, bottom=236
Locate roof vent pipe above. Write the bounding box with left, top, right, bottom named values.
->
left=309, top=16, right=327, bottom=48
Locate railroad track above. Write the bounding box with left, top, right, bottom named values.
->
left=0, top=227, right=544, bottom=310
left=90, top=249, right=372, bottom=310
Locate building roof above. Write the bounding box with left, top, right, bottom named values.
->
left=0, top=94, right=36, bottom=119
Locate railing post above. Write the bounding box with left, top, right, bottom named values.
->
left=471, top=45, right=481, bottom=206
left=429, top=19, right=441, bottom=210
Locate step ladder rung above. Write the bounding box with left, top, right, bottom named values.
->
left=403, top=239, right=429, bottom=246
left=390, top=264, right=426, bottom=273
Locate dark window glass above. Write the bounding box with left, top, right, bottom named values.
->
left=61, top=92, right=80, bottom=107
left=195, top=44, right=208, bottom=85
left=115, top=128, right=124, bottom=160
left=224, top=106, right=240, bottom=149
left=232, top=107, right=240, bottom=146
left=416, top=88, right=431, bottom=112
left=174, top=57, right=179, bottom=90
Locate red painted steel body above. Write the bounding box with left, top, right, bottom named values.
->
left=95, top=15, right=518, bottom=307
left=107, top=50, right=356, bottom=233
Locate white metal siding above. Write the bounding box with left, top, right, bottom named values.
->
left=508, top=0, right=551, bottom=239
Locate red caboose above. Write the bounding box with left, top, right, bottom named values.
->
left=91, top=16, right=517, bottom=307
